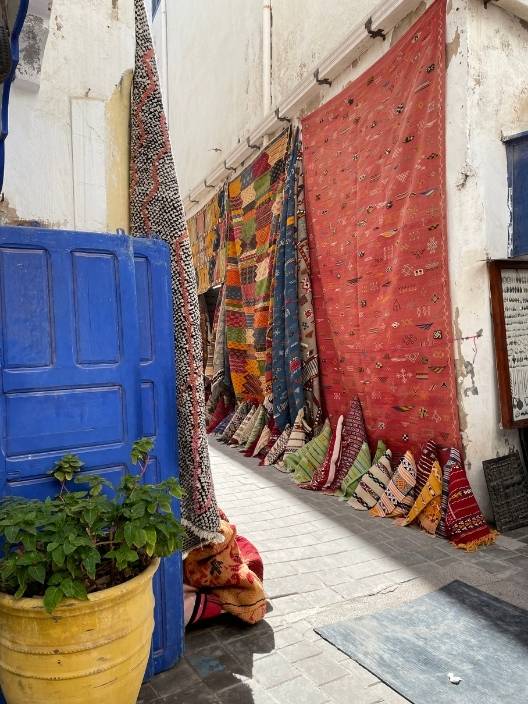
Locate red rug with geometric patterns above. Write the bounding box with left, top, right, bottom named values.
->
left=302, top=0, right=460, bottom=458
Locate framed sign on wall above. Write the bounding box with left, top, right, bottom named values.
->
left=489, top=260, right=528, bottom=428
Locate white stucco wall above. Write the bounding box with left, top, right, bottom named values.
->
left=271, top=0, right=375, bottom=105
left=164, top=0, right=262, bottom=197
left=1, top=0, right=134, bottom=232
left=446, top=0, right=528, bottom=513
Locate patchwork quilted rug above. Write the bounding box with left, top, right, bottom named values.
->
left=301, top=0, right=460, bottom=458
left=226, top=131, right=289, bottom=402
left=130, top=0, right=219, bottom=550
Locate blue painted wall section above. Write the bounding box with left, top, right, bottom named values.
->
left=506, top=131, right=528, bottom=257
left=0, top=227, right=183, bottom=697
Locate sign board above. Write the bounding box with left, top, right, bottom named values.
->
left=489, top=260, right=528, bottom=428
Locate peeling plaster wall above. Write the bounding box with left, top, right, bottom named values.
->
left=446, top=0, right=528, bottom=514
left=1, top=0, right=134, bottom=231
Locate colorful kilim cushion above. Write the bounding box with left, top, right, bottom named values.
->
left=232, top=405, right=258, bottom=446
left=283, top=409, right=308, bottom=459
left=286, top=419, right=332, bottom=484
left=300, top=417, right=343, bottom=491
left=445, top=462, right=497, bottom=551
left=253, top=424, right=271, bottom=458
left=415, top=440, right=439, bottom=497
left=335, top=442, right=371, bottom=499
left=348, top=449, right=393, bottom=511
left=373, top=440, right=387, bottom=464
left=259, top=420, right=282, bottom=465
left=400, top=459, right=443, bottom=534
left=243, top=405, right=267, bottom=452
left=324, top=397, right=366, bottom=494
left=436, top=447, right=461, bottom=538
left=301, top=0, right=460, bottom=459
left=213, top=412, right=234, bottom=437
left=230, top=405, right=257, bottom=446
left=226, top=131, right=289, bottom=403
left=370, top=451, right=416, bottom=518
left=263, top=425, right=292, bottom=466
left=220, top=402, right=249, bottom=443
left=206, top=396, right=229, bottom=434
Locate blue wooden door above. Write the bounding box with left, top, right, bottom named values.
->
left=133, top=238, right=184, bottom=677
left=0, top=227, right=183, bottom=687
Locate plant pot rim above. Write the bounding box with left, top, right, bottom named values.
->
left=0, top=558, right=160, bottom=615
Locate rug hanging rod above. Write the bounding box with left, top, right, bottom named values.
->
left=183, top=0, right=515, bottom=217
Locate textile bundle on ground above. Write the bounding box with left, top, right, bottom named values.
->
left=348, top=448, right=393, bottom=510
left=436, top=446, right=461, bottom=537
left=370, top=450, right=416, bottom=517
left=300, top=417, right=343, bottom=491
left=187, top=188, right=227, bottom=295
left=400, top=457, right=443, bottom=534
left=130, top=0, right=219, bottom=550
left=287, top=419, right=331, bottom=483
left=445, top=462, right=497, bottom=550
left=301, top=0, right=460, bottom=460
left=324, top=397, right=366, bottom=495
left=272, top=130, right=304, bottom=429
left=226, top=131, right=289, bottom=402
left=184, top=518, right=266, bottom=625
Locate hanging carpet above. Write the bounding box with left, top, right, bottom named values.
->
left=226, top=131, right=289, bottom=403
left=296, top=135, right=323, bottom=432
left=272, top=130, right=304, bottom=429
left=301, top=0, right=459, bottom=460
left=130, top=0, right=220, bottom=550
left=187, top=189, right=227, bottom=295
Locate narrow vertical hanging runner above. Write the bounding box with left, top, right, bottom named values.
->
left=296, top=135, right=323, bottom=432
left=130, top=0, right=220, bottom=551
left=302, top=0, right=460, bottom=459
left=272, top=130, right=305, bottom=429
left=226, top=131, right=289, bottom=403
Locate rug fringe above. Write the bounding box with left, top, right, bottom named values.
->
left=182, top=519, right=224, bottom=550
left=451, top=529, right=498, bottom=552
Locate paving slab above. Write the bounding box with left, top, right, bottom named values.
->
left=144, top=437, right=528, bottom=704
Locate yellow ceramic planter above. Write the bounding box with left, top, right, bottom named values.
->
left=0, top=559, right=159, bottom=704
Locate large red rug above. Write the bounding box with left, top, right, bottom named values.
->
left=302, top=0, right=459, bottom=458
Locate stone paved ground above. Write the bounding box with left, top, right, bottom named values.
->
left=141, top=438, right=528, bottom=704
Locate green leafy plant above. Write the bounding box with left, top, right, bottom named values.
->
left=0, top=439, right=184, bottom=613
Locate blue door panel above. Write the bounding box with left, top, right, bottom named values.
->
left=506, top=132, right=528, bottom=257
left=133, top=238, right=183, bottom=678
left=0, top=227, right=183, bottom=695
left=0, top=247, right=52, bottom=368
left=72, top=251, right=122, bottom=365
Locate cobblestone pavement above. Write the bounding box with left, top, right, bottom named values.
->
left=141, top=438, right=528, bottom=704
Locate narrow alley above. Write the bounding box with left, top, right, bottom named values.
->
left=140, top=440, right=528, bottom=704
